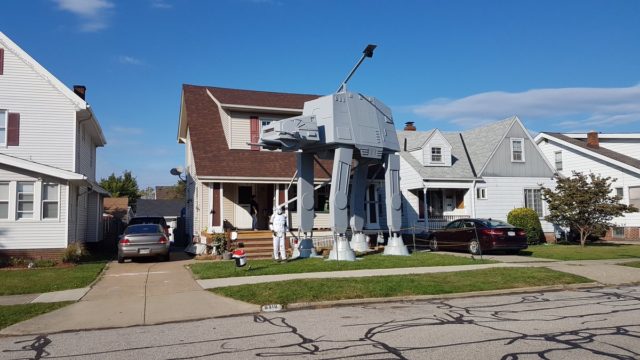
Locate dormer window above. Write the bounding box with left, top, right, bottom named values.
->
left=431, top=147, right=442, bottom=163
left=511, top=138, right=525, bottom=162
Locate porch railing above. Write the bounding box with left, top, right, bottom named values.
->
left=427, top=215, right=470, bottom=230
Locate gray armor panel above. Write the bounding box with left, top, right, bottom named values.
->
left=349, top=160, right=369, bottom=232
left=384, top=153, right=401, bottom=233
left=296, top=152, right=315, bottom=233
left=329, top=147, right=353, bottom=233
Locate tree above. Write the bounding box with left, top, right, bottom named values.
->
left=541, top=172, right=638, bottom=247
left=172, top=179, right=186, bottom=199
left=100, top=170, right=141, bottom=208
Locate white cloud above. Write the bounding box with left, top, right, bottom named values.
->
left=117, top=55, right=144, bottom=66
left=52, top=0, right=114, bottom=32
left=412, top=85, right=640, bottom=130
left=150, top=0, right=172, bottom=9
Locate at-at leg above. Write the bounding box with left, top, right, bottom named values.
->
left=328, top=147, right=356, bottom=261
left=383, top=153, right=409, bottom=256
left=349, top=159, right=370, bottom=252
left=294, top=152, right=318, bottom=259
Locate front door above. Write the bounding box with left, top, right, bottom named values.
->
left=365, top=183, right=380, bottom=228
left=236, top=185, right=253, bottom=229
left=428, top=191, right=443, bottom=218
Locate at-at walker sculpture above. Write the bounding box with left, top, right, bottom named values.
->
left=258, top=45, right=409, bottom=260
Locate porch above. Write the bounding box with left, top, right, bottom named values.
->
left=409, top=187, right=472, bottom=230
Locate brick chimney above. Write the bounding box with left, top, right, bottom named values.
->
left=404, top=121, right=416, bottom=131
left=73, top=85, right=86, bottom=100
left=586, top=131, right=599, bottom=149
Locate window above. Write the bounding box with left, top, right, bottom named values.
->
left=511, top=138, right=525, bottom=162
left=315, top=185, right=330, bottom=212
left=366, top=184, right=377, bottom=224
left=613, top=227, right=625, bottom=238
left=524, top=188, right=543, bottom=217
left=42, top=183, right=59, bottom=219
left=615, top=187, right=624, bottom=201
left=476, top=187, right=487, bottom=200
left=16, top=182, right=34, bottom=219
left=554, top=151, right=563, bottom=171
left=0, top=110, right=6, bottom=146
left=0, top=182, right=8, bottom=219
left=630, top=187, right=640, bottom=208
left=431, top=147, right=442, bottom=162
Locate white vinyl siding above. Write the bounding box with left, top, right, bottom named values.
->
left=421, top=130, right=452, bottom=167
left=511, top=138, right=525, bottom=162
left=42, top=183, right=59, bottom=219
left=0, top=44, right=77, bottom=170
left=228, top=112, right=289, bottom=150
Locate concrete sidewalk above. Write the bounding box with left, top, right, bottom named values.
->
left=0, top=288, right=91, bottom=306
left=0, top=258, right=259, bottom=336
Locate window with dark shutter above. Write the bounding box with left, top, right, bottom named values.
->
left=7, top=113, right=19, bottom=146
left=0, top=48, right=4, bottom=75
left=250, top=116, right=260, bottom=151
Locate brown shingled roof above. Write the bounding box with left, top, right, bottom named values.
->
left=182, top=84, right=332, bottom=179
left=544, top=132, right=640, bottom=170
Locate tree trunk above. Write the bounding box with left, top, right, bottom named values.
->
left=579, top=229, right=587, bottom=248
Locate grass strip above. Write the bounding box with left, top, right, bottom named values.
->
left=523, top=244, right=640, bottom=261
left=190, top=252, right=496, bottom=280
left=211, top=267, right=591, bottom=305
left=621, top=261, right=640, bottom=269
left=0, top=302, right=72, bottom=329
left=0, top=263, right=106, bottom=296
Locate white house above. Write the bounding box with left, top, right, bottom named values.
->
left=399, top=116, right=557, bottom=240
left=0, top=32, right=108, bottom=259
left=535, top=131, right=640, bottom=240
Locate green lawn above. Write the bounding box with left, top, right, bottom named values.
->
left=0, top=302, right=71, bottom=329
left=211, top=267, right=591, bottom=305
left=621, top=261, right=640, bottom=269
left=0, top=263, right=106, bottom=296
left=190, top=252, right=495, bottom=279
left=522, top=244, right=640, bottom=261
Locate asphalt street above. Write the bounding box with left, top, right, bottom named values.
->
left=1, top=285, right=639, bottom=360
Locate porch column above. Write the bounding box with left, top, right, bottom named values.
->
left=423, top=187, right=428, bottom=231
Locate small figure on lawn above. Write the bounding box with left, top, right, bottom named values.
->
left=270, top=206, right=288, bottom=262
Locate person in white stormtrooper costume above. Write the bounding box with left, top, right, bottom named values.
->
left=269, top=206, right=288, bottom=262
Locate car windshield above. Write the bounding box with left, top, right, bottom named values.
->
left=125, top=224, right=162, bottom=234
left=479, top=219, right=513, bottom=228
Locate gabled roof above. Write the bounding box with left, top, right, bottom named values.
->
left=136, top=199, right=183, bottom=217
left=461, top=117, right=516, bottom=175
left=535, top=132, right=640, bottom=175
left=207, top=86, right=319, bottom=110
left=0, top=32, right=106, bottom=146
left=0, top=31, right=86, bottom=110
left=179, top=84, right=331, bottom=180
left=398, top=131, right=476, bottom=180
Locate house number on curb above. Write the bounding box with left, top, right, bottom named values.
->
left=262, top=304, right=283, bottom=312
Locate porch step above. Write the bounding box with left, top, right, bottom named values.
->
left=236, top=230, right=274, bottom=240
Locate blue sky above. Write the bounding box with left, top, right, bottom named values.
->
left=3, top=0, right=640, bottom=188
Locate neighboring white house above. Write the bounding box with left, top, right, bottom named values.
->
left=399, top=116, right=557, bottom=239
left=0, top=32, right=108, bottom=259
left=535, top=131, right=640, bottom=240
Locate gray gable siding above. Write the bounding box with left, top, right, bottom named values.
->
left=482, top=122, right=554, bottom=177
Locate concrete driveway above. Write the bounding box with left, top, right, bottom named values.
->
left=0, top=253, right=259, bottom=336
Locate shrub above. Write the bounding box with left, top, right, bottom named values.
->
left=33, top=259, right=58, bottom=268
left=62, top=243, right=85, bottom=264
left=507, top=208, right=544, bottom=244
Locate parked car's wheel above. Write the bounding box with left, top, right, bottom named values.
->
left=468, top=239, right=481, bottom=255
left=429, top=238, right=439, bottom=252
left=117, top=255, right=125, bottom=263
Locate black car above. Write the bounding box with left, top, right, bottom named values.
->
left=429, top=218, right=528, bottom=255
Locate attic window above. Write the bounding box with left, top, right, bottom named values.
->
left=431, top=147, right=442, bottom=163
left=511, top=138, right=525, bottom=162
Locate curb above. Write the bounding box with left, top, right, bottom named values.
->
left=285, top=282, right=602, bottom=311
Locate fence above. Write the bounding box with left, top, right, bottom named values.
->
left=427, top=215, right=470, bottom=230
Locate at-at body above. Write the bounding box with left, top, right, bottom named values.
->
left=260, top=91, right=409, bottom=259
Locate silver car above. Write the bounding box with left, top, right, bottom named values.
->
left=118, top=224, right=170, bottom=263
